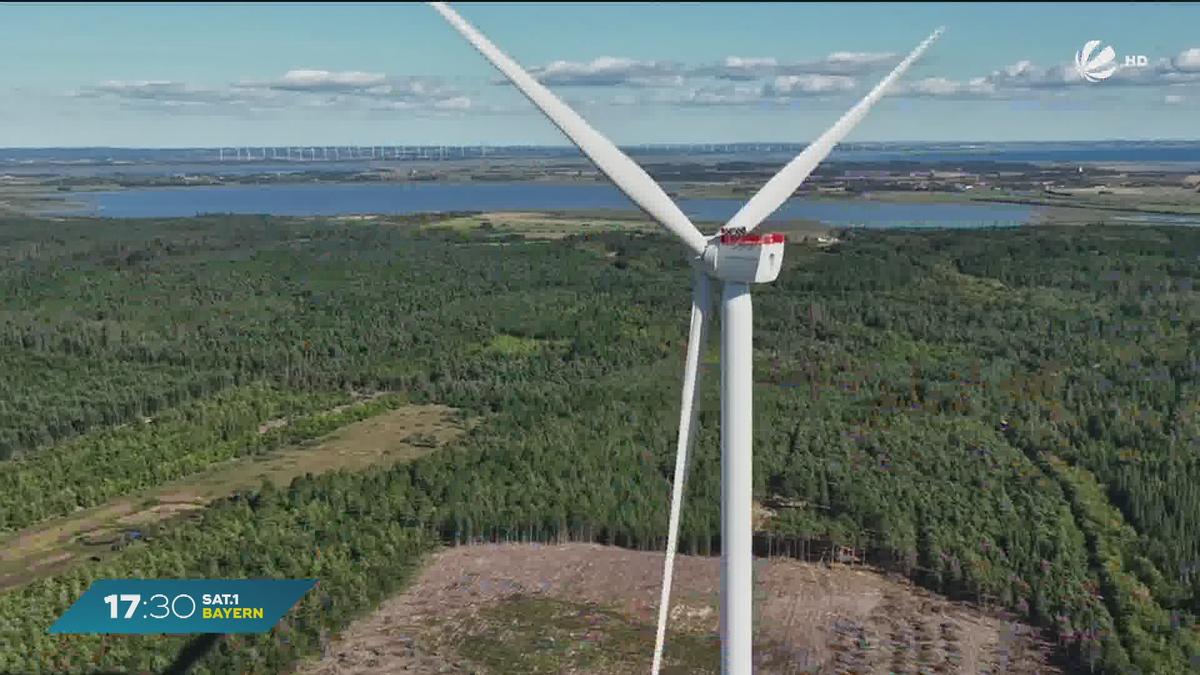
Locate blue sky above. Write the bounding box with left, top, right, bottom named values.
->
left=2, top=2, right=1198, bottom=147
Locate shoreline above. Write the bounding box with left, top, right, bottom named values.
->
left=6, top=177, right=1199, bottom=227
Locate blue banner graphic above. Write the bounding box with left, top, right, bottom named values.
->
left=47, top=579, right=318, bottom=634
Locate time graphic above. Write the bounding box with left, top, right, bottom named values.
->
left=49, top=579, right=316, bottom=634
left=103, top=592, right=262, bottom=620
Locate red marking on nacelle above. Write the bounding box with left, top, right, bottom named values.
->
left=719, top=231, right=785, bottom=246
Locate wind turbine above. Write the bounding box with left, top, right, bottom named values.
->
left=429, top=4, right=942, bottom=674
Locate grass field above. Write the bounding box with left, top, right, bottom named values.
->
left=429, top=211, right=833, bottom=244
left=0, top=403, right=468, bottom=593
left=432, top=211, right=660, bottom=239
left=0, top=185, right=84, bottom=214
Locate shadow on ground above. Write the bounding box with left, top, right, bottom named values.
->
left=0, top=632, right=220, bottom=675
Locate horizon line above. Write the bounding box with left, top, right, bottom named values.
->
left=3, top=139, right=1199, bottom=151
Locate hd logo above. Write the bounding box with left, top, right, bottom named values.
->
left=1075, top=40, right=1148, bottom=83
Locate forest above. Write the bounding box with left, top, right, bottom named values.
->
left=0, top=211, right=1197, bottom=674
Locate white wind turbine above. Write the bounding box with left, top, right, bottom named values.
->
left=430, top=4, right=942, bottom=674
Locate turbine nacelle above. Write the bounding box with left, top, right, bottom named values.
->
left=697, top=230, right=785, bottom=284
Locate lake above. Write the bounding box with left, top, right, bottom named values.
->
left=49, top=183, right=1034, bottom=228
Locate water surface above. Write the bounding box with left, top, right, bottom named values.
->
left=51, top=183, right=1035, bottom=228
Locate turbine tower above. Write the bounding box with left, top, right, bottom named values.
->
left=430, top=4, right=941, bottom=674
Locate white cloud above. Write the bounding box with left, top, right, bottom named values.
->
left=704, top=56, right=778, bottom=81
left=900, top=76, right=997, bottom=98
left=698, top=51, right=899, bottom=81
left=504, top=46, right=1200, bottom=110
left=68, top=80, right=277, bottom=108
left=509, top=46, right=1200, bottom=110
left=724, top=57, right=777, bottom=69
left=825, top=52, right=898, bottom=68
left=685, top=46, right=1200, bottom=104
left=68, top=70, right=473, bottom=116
left=433, top=96, right=472, bottom=110
left=270, top=69, right=388, bottom=89
left=669, top=84, right=767, bottom=107
left=511, top=49, right=899, bottom=90
left=505, top=57, right=684, bottom=88
left=242, top=70, right=462, bottom=102
left=766, top=74, right=857, bottom=96
left=885, top=48, right=1200, bottom=99
left=62, top=45, right=1200, bottom=119
left=1174, top=48, right=1200, bottom=72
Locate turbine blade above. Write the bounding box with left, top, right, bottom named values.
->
left=429, top=2, right=710, bottom=257
left=652, top=271, right=712, bottom=675
left=726, top=27, right=945, bottom=233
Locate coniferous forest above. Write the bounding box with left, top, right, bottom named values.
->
left=0, top=213, right=1198, bottom=674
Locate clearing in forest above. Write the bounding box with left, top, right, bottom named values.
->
left=0, top=404, right=467, bottom=593
left=173, top=403, right=466, bottom=496
left=432, top=211, right=659, bottom=239
left=298, top=542, right=1061, bottom=675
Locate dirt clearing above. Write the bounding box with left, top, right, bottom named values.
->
left=298, top=542, right=1061, bottom=675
